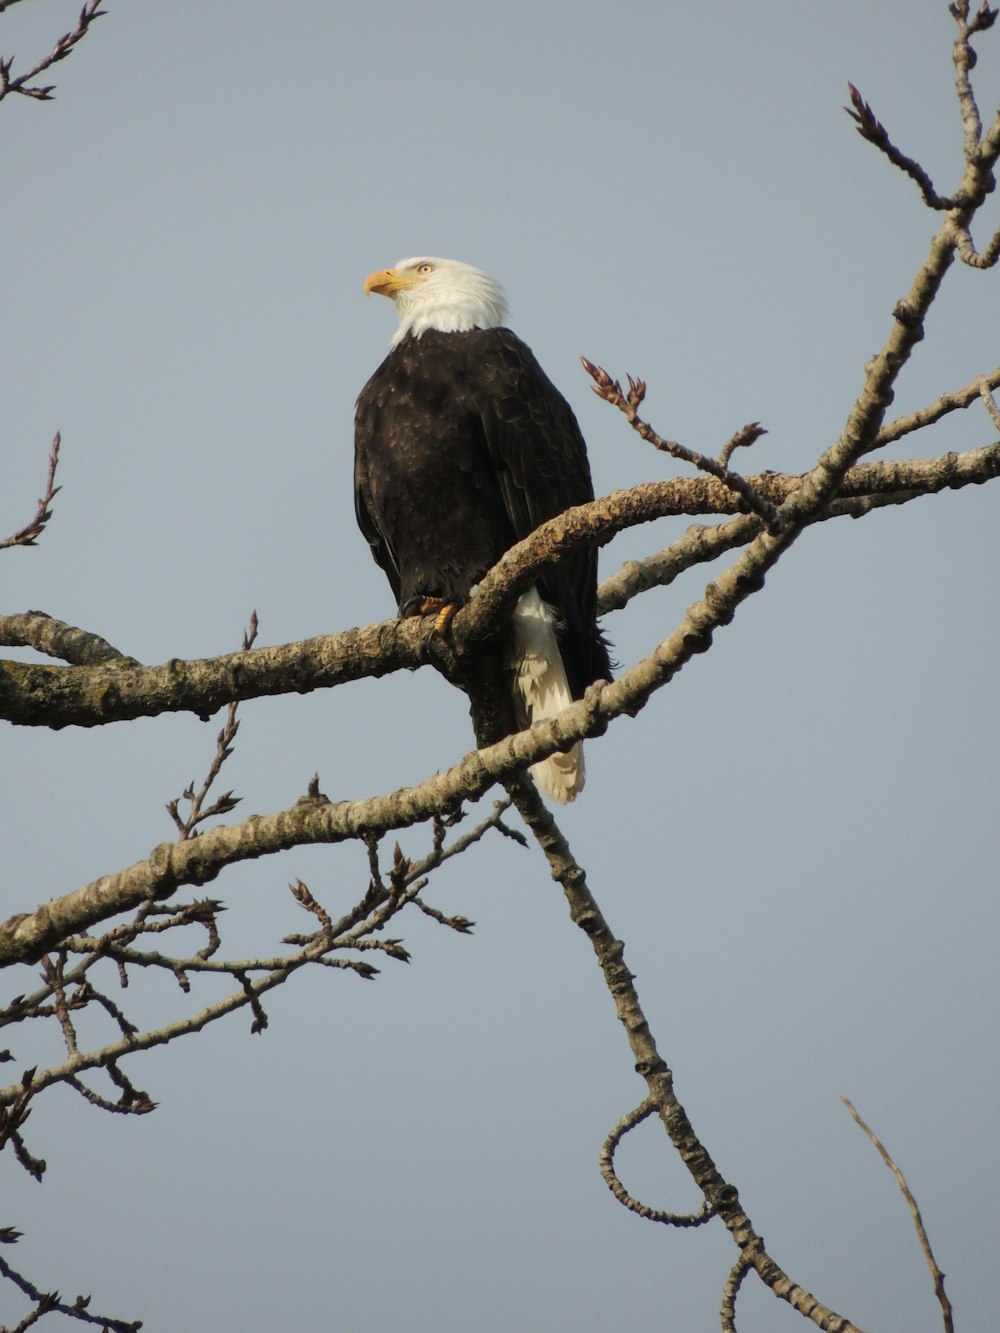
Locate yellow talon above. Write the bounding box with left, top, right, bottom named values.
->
left=416, top=596, right=458, bottom=635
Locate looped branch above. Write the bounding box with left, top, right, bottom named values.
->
left=599, top=1099, right=715, bottom=1227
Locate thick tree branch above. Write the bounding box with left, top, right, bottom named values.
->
left=598, top=440, right=1000, bottom=613
left=0, top=611, right=137, bottom=666
left=3, top=430, right=999, bottom=962
left=2, top=9, right=996, bottom=1333
left=0, top=614, right=438, bottom=728
left=3, top=438, right=998, bottom=730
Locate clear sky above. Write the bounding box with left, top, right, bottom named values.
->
left=2, top=2, right=998, bottom=1330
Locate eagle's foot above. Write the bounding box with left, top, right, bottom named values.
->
left=416, top=595, right=459, bottom=637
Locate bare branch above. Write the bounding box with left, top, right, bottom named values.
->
left=978, top=375, right=1000, bottom=430
left=841, top=1097, right=954, bottom=1333
left=0, top=800, right=515, bottom=1131
left=0, top=611, right=138, bottom=666
left=166, top=612, right=258, bottom=838
left=599, top=1099, right=714, bottom=1226
left=581, top=357, right=781, bottom=532
left=0, top=2, right=106, bottom=104
left=3, top=414, right=1000, bottom=968
left=878, top=364, right=1000, bottom=443
left=7, top=426, right=997, bottom=735
left=950, top=1, right=999, bottom=156
left=718, top=422, right=767, bottom=470
left=721, top=1256, right=753, bottom=1333
left=844, top=83, right=956, bottom=209
left=504, top=775, right=864, bottom=1332
left=1, top=13, right=996, bottom=1329
left=0, top=436, right=61, bottom=551
left=39, top=955, right=78, bottom=1058
left=0, top=1250, right=140, bottom=1332
left=597, top=439, right=1000, bottom=614
left=0, top=611, right=438, bottom=728
left=64, top=1071, right=155, bottom=1116
left=846, top=1, right=1000, bottom=225
left=954, top=217, right=1000, bottom=268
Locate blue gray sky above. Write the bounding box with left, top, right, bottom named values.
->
left=3, top=2, right=998, bottom=1330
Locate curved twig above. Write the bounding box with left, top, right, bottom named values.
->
left=721, top=1255, right=753, bottom=1333
left=600, top=1099, right=714, bottom=1226
left=841, top=1097, right=954, bottom=1333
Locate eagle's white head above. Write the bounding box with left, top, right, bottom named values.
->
left=364, top=257, right=509, bottom=347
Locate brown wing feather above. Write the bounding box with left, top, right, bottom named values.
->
left=475, top=329, right=610, bottom=696
left=354, top=327, right=610, bottom=695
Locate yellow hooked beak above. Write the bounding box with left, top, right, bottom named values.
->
left=364, top=267, right=426, bottom=298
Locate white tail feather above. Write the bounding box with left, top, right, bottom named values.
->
left=509, top=587, right=584, bottom=803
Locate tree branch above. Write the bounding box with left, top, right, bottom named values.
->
left=0, top=611, right=137, bottom=666
left=0, top=804, right=515, bottom=1108
left=0, top=436, right=61, bottom=552
left=599, top=1099, right=714, bottom=1227
left=3, top=437, right=998, bottom=730
left=0, top=1, right=106, bottom=104
left=3, top=430, right=999, bottom=964
left=504, top=775, right=864, bottom=1332
left=841, top=1097, right=954, bottom=1333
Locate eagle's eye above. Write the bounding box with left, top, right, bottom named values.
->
left=415, top=263, right=435, bottom=275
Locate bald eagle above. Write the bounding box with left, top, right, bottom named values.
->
left=354, top=257, right=610, bottom=802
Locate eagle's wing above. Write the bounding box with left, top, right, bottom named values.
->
left=354, top=475, right=401, bottom=605
left=477, top=329, right=609, bottom=694
left=354, top=377, right=403, bottom=604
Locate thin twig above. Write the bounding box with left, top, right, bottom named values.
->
left=978, top=375, right=1000, bottom=430
left=65, top=1071, right=155, bottom=1115
left=718, top=422, right=767, bottom=470
left=1, top=436, right=61, bottom=551
left=0, top=798, right=517, bottom=1127
left=581, top=358, right=781, bottom=532
left=0, top=1251, right=140, bottom=1332
left=841, top=1096, right=954, bottom=1333
left=951, top=1, right=998, bottom=158
left=0, top=1, right=107, bottom=103
left=39, top=955, right=78, bottom=1058
left=878, top=364, right=1000, bottom=443
left=166, top=612, right=257, bottom=837
left=844, top=83, right=956, bottom=209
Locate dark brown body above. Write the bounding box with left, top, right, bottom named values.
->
left=354, top=327, right=610, bottom=698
